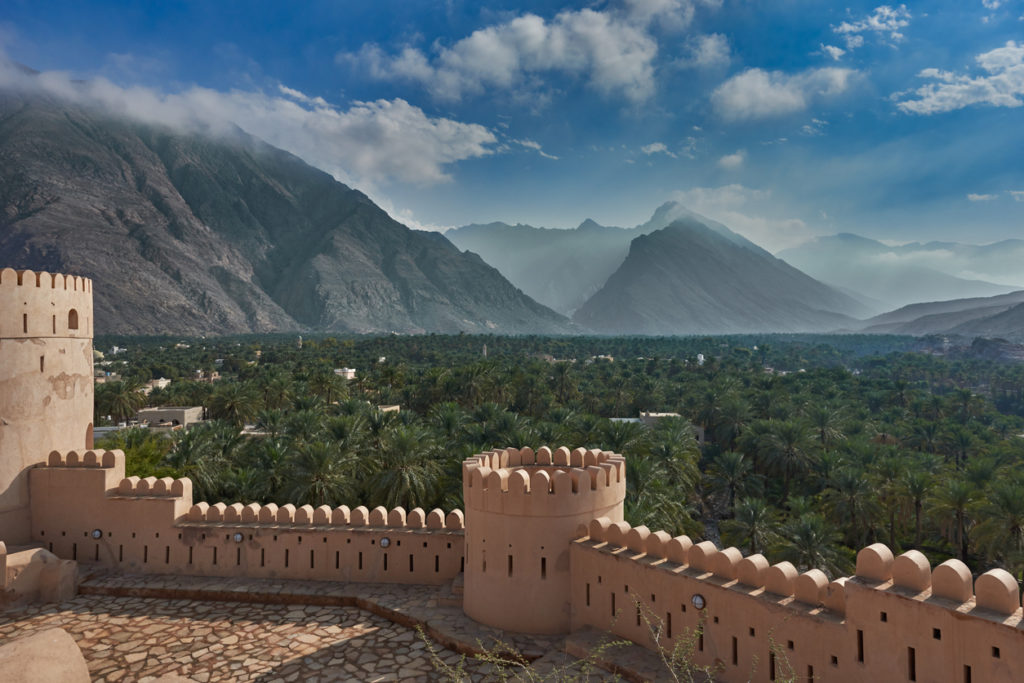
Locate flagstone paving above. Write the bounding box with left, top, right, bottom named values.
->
left=0, top=571, right=631, bottom=681
left=0, top=594, right=489, bottom=682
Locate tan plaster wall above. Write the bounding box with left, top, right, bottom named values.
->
left=0, top=269, right=93, bottom=543
left=30, top=451, right=464, bottom=585
left=570, top=525, right=1024, bottom=682
left=462, top=447, right=626, bottom=634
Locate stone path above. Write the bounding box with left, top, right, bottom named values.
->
left=0, top=570, right=629, bottom=681
left=0, top=595, right=489, bottom=682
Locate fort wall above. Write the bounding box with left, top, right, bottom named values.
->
left=462, top=446, right=626, bottom=634
left=571, top=519, right=1024, bottom=682
left=0, top=269, right=94, bottom=543
left=30, top=451, right=465, bottom=585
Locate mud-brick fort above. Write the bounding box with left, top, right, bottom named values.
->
left=3, top=267, right=1024, bottom=682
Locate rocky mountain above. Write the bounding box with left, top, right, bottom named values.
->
left=862, top=291, right=1024, bottom=340
left=777, top=233, right=1020, bottom=312
left=572, top=219, right=869, bottom=335
left=0, top=87, right=574, bottom=335
left=446, top=201, right=728, bottom=316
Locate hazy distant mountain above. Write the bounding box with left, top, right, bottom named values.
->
left=446, top=201, right=739, bottom=315
left=778, top=234, right=1020, bottom=312
left=0, top=86, right=574, bottom=335
left=862, top=291, right=1024, bottom=339
left=573, top=219, right=868, bottom=335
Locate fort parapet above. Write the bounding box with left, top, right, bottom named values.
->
left=462, top=446, right=626, bottom=634
left=0, top=269, right=94, bottom=543
left=31, top=450, right=465, bottom=585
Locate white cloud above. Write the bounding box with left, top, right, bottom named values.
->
left=982, top=0, right=1004, bottom=9
left=669, top=185, right=817, bottom=251
left=835, top=5, right=912, bottom=48
left=513, top=138, right=559, bottom=159
left=967, top=193, right=998, bottom=201
left=684, top=33, right=730, bottom=68
left=711, top=67, right=857, bottom=120
left=820, top=44, right=846, bottom=61
left=801, top=118, right=829, bottom=135
left=342, top=2, right=709, bottom=104
left=895, top=41, right=1024, bottom=114
left=642, top=141, right=677, bottom=157
left=717, top=149, right=745, bottom=168
left=1010, top=190, right=1024, bottom=201
left=0, top=61, right=497, bottom=191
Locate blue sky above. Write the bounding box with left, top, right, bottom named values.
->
left=1, top=0, right=1022, bottom=250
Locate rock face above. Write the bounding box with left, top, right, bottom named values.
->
left=0, top=89, right=573, bottom=335
left=573, top=219, right=867, bottom=335
left=446, top=201, right=726, bottom=316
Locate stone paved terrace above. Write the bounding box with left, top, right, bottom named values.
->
left=0, top=571, right=639, bottom=682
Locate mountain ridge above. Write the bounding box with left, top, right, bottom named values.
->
left=572, top=219, right=867, bottom=335
left=0, top=87, right=575, bottom=336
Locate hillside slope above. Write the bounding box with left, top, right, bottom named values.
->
left=573, top=220, right=866, bottom=335
left=0, top=87, right=573, bottom=335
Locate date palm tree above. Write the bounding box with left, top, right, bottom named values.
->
left=722, top=498, right=780, bottom=556
left=364, top=425, right=444, bottom=509
left=284, top=442, right=353, bottom=507
left=776, top=512, right=849, bottom=578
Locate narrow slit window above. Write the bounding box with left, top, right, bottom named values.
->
left=857, top=629, right=864, bottom=663
left=586, top=583, right=591, bottom=607
left=769, top=652, right=776, bottom=681
left=52, top=315, right=55, bottom=334
left=383, top=553, right=388, bottom=571
left=166, top=546, right=171, bottom=564
left=435, top=555, right=439, bottom=573
left=908, top=646, right=916, bottom=681
left=237, top=548, right=241, bottom=566
left=541, top=556, right=547, bottom=579
left=284, top=549, right=289, bottom=568
left=732, top=637, right=738, bottom=666
left=358, top=551, right=363, bottom=570
left=611, top=592, right=616, bottom=617
left=310, top=549, right=315, bottom=569
left=409, top=554, right=414, bottom=572
left=667, top=612, right=672, bottom=639
left=964, top=665, right=972, bottom=683
left=212, top=547, right=217, bottom=565
left=508, top=554, right=513, bottom=577
left=260, top=548, right=265, bottom=567
left=40, top=356, right=44, bottom=372
left=22, top=314, right=27, bottom=334
left=143, top=545, right=148, bottom=563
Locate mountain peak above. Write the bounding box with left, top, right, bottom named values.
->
left=576, top=218, right=605, bottom=231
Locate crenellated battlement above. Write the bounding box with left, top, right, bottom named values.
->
left=462, top=446, right=626, bottom=519
left=579, top=519, right=1024, bottom=620
left=0, top=268, right=93, bottom=339
left=571, top=519, right=1024, bottom=681
left=182, top=501, right=465, bottom=530
left=30, top=450, right=465, bottom=586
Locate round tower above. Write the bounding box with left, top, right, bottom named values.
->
left=0, top=268, right=94, bottom=543
left=462, top=445, right=626, bottom=634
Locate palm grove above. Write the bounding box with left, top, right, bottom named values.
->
left=94, top=333, right=1024, bottom=580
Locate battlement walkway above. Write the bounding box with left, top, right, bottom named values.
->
left=0, top=570, right=649, bottom=682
